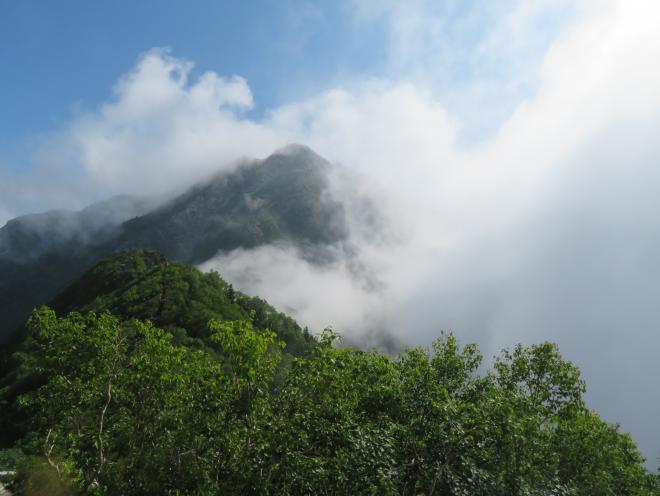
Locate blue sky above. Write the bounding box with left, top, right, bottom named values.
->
left=0, top=0, right=573, bottom=169
left=3, top=0, right=660, bottom=465
left=1, top=0, right=384, bottom=163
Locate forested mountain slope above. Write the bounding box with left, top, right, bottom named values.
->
left=0, top=147, right=657, bottom=494
left=49, top=249, right=311, bottom=355
left=0, top=145, right=347, bottom=343
left=1, top=304, right=657, bottom=494
left=0, top=249, right=657, bottom=494
left=0, top=249, right=312, bottom=452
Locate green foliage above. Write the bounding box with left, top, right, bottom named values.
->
left=4, top=309, right=658, bottom=495
left=0, top=447, right=25, bottom=470
left=0, top=146, right=350, bottom=345
left=50, top=249, right=312, bottom=356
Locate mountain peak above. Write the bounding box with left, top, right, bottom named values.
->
left=273, top=143, right=323, bottom=158
left=0, top=145, right=351, bottom=342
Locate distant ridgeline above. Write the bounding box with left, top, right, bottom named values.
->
left=0, top=250, right=656, bottom=494
left=0, top=144, right=350, bottom=344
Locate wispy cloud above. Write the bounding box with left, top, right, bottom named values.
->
left=351, top=0, right=577, bottom=140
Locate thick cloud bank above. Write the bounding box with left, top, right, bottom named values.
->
left=3, top=0, right=660, bottom=463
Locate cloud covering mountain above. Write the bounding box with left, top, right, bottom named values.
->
left=1, top=0, right=660, bottom=463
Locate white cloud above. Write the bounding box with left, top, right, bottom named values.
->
left=200, top=244, right=384, bottom=334
left=0, top=207, right=13, bottom=228
left=351, top=0, right=578, bottom=140
left=66, top=48, right=283, bottom=196
left=17, top=48, right=286, bottom=209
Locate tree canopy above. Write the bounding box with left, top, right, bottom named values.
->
left=2, top=307, right=656, bottom=495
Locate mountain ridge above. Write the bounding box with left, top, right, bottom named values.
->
left=0, top=145, right=349, bottom=342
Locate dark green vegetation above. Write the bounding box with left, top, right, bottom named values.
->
left=0, top=250, right=658, bottom=495
left=49, top=249, right=310, bottom=356
left=0, top=250, right=311, bottom=447
left=0, top=145, right=350, bottom=344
